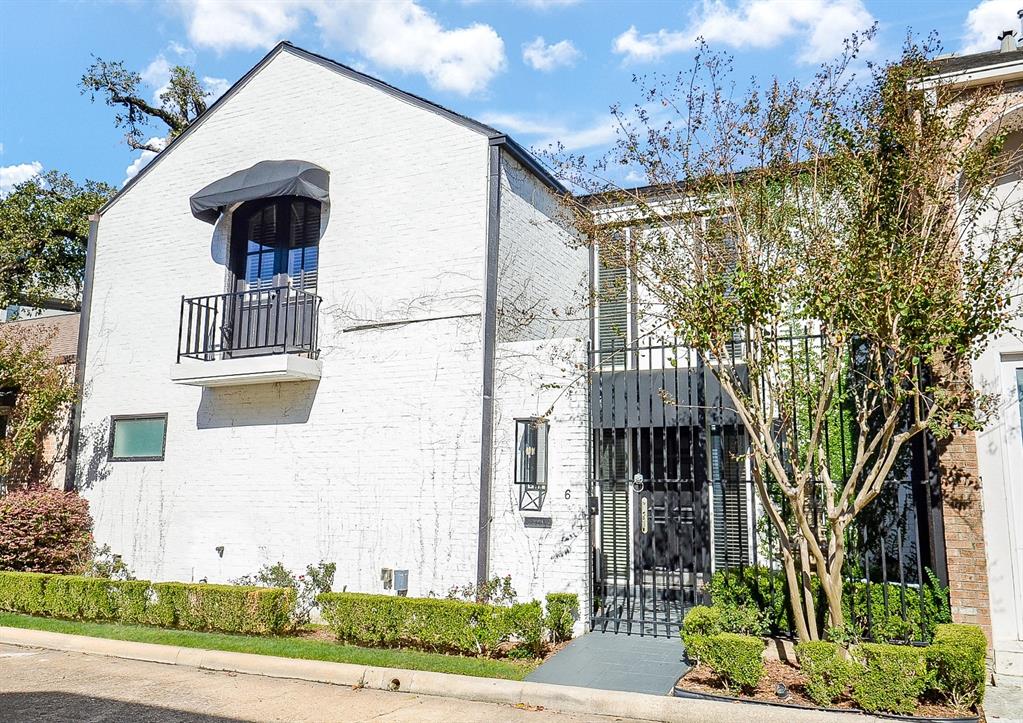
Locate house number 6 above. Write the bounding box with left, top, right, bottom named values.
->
left=564, top=489, right=571, bottom=499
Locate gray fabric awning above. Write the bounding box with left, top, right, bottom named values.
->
left=189, top=160, right=330, bottom=224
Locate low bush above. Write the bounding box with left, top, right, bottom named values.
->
left=232, top=560, right=336, bottom=627
left=318, top=592, right=547, bottom=657
left=0, top=490, right=93, bottom=574
left=717, top=601, right=768, bottom=636
left=680, top=605, right=722, bottom=654
left=545, top=593, right=578, bottom=643
left=795, top=640, right=858, bottom=706
left=694, top=632, right=765, bottom=693
left=708, top=566, right=951, bottom=642
left=927, top=624, right=986, bottom=710
left=0, top=570, right=294, bottom=635
left=851, top=642, right=929, bottom=714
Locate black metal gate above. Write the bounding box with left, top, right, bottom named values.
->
left=587, top=335, right=947, bottom=640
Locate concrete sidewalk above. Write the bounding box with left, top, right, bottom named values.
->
left=0, top=626, right=876, bottom=722
left=0, top=643, right=641, bottom=722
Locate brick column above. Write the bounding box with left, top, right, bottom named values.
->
left=937, top=430, right=993, bottom=643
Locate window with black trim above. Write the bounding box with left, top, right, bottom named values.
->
left=109, top=414, right=167, bottom=461
left=230, top=196, right=321, bottom=293
left=515, top=418, right=548, bottom=512
left=0, top=388, right=16, bottom=441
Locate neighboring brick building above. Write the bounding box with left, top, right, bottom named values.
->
left=923, top=23, right=1023, bottom=683
left=0, top=311, right=79, bottom=490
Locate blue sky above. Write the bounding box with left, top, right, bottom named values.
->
left=1, top=0, right=1018, bottom=192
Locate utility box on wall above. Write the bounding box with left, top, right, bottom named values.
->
left=394, top=569, right=409, bottom=596
left=381, top=567, right=409, bottom=596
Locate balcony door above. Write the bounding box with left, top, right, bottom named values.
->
left=227, top=196, right=320, bottom=356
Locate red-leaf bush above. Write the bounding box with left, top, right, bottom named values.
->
left=0, top=489, right=93, bottom=573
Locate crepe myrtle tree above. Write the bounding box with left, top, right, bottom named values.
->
left=553, top=32, right=1023, bottom=642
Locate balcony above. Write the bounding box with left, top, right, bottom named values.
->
left=170, top=286, right=322, bottom=387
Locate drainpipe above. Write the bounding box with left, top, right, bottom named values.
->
left=64, top=214, right=100, bottom=492
left=477, top=142, right=502, bottom=587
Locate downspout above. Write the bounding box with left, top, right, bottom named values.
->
left=477, top=142, right=502, bottom=587
left=64, top=214, right=100, bottom=491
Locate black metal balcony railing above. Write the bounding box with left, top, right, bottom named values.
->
left=177, top=286, right=321, bottom=362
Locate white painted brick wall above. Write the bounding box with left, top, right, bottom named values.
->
left=78, top=49, right=492, bottom=595
left=489, top=152, right=591, bottom=618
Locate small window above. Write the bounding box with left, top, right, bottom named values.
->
left=109, top=415, right=167, bottom=461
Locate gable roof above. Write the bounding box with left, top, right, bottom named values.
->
left=99, top=41, right=564, bottom=216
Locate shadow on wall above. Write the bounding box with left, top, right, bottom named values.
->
left=197, top=381, right=319, bottom=429
left=77, top=416, right=111, bottom=491
left=0, top=692, right=244, bottom=722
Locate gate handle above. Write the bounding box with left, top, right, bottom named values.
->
left=640, top=497, right=649, bottom=534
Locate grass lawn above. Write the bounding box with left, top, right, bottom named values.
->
left=0, top=613, right=537, bottom=680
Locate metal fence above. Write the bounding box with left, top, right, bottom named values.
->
left=587, top=333, right=948, bottom=641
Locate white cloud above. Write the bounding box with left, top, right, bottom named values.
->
left=122, top=137, right=167, bottom=187
left=179, top=0, right=506, bottom=95
left=203, top=76, right=231, bottom=99
left=962, top=0, right=1019, bottom=54
left=613, top=0, right=874, bottom=64
left=522, top=36, right=581, bottom=71
left=0, top=142, right=5, bottom=155
left=141, top=55, right=173, bottom=104
left=479, top=112, right=617, bottom=151
left=0, top=161, right=42, bottom=197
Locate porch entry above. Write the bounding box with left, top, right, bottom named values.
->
left=587, top=335, right=945, bottom=639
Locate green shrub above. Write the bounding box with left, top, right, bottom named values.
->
left=506, top=601, right=545, bottom=657
left=0, top=570, right=293, bottom=635
left=695, top=632, right=765, bottom=693
left=544, top=593, right=578, bottom=643
left=852, top=643, right=929, bottom=714
left=927, top=624, right=986, bottom=710
left=709, top=566, right=952, bottom=642
left=680, top=605, right=722, bottom=653
left=150, top=582, right=294, bottom=634
left=317, top=592, right=548, bottom=657
left=0, top=571, right=51, bottom=614
left=717, top=602, right=768, bottom=636
left=231, top=560, right=335, bottom=627
left=796, top=640, right=858, bottom=706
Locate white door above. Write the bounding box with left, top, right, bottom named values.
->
left=999, top=356, right=1023, bottom=641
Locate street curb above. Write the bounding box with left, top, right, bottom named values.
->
left=0, top=626, right=872, bottom=722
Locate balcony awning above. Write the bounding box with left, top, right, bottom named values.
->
left=189, top=160, right=330, bottom=224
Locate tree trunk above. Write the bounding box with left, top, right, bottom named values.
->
left=781, top=544, right=812, bottom=642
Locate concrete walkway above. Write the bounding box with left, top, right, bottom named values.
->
left=0, top=643, right=652, bottom=723
left=525, top=632, right=688, bottom=695
left=986, top=680, right=1023, bottom=722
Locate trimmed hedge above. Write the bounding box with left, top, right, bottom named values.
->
left=0, top=571, right=293, bottom=635
left=927, top=624, right=987, bottom=710
left=545, top=593, right=578, bottom=643
left=318, top=592, right=552, bottom=657
left=795, top=640, right=858, bottom=706
left=680, top=604, right=722, bottom=651
left=688, top=632, right=765, bottom=693
left=851, top=642, right=929, bottom=714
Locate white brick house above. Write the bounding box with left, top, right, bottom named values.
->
left=70, top=42, right=590, bottom=607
